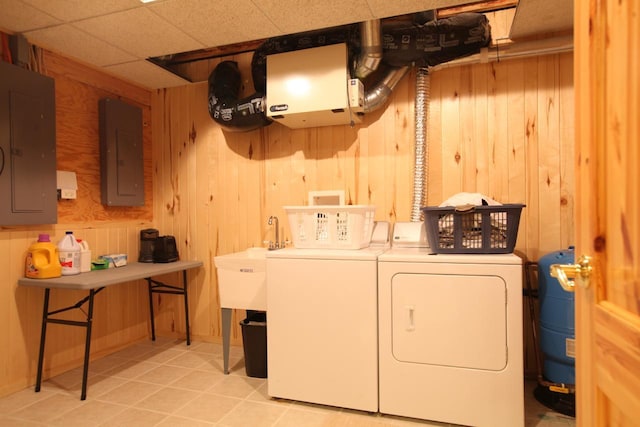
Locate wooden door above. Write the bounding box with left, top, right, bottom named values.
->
left=574, top=0, right=640, bottom=425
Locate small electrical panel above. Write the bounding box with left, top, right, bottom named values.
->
left=99, top=98, right=144, bottom=206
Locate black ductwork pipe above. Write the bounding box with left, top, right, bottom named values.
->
left=381, top=13, right=491, bottom=67
left=207, top=61, right=272, bottom=132
left=208, top=12, right=491, bottom=132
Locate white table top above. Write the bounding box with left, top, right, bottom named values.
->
left=18, top=260, right=203, bottom=290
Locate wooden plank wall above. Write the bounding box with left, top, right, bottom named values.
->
left=152, top=50, right=575, bottom=370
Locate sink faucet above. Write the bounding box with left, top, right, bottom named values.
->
left=268, top=216, right=280, bottom=250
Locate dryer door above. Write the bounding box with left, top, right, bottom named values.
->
left=391, top=273, right=507, bottom=370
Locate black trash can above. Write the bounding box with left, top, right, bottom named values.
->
left=240, top=311, right=267, bottom=378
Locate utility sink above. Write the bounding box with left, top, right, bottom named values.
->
left=214, top=247, right=268, bottom=311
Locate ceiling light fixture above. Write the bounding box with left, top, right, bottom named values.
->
left=140, top=0, right=159, bottom=3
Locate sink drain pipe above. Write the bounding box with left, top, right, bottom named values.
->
left=410, top=66, right=430, bottom=222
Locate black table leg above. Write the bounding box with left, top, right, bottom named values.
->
left=35, top=288, right=50, bottom=393
left=147, top=278, right=156, bottom=341
left=147, top=271, right=191, bottom=345
left=80, top=289, right=96, bottom=400
left=182, top=270, right=191, bottom=346
left=34, top=287, right=103, bottom=400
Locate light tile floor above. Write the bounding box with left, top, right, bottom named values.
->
left=0, top=338, right=576, bottom=426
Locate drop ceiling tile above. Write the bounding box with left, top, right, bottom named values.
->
left=21, top=0, right=141, bottom=22
left=256, top=0, right=375, bottom=35
left=73, top=7, right=205, bottom=59
left=0, top=0, right=61, bottom=33
left=365, top=0, right=470, bottom=18
left=105, top=60, right=190, bottom=89
left=510, top=0, right=573, bottom=39
left=150, top=0, right=281, bottom=47
left=24, top=24, right=137, bottom=67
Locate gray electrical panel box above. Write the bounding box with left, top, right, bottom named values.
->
left=99, top=98, right=144, bottom=206
left=0, top=60, right=57, bottom=226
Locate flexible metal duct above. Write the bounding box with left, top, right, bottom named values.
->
left=355, top=19, right=382, bottom=79
left=411, top=67, right=430, bottom=221
left=363, top=64, right=410, bottom=113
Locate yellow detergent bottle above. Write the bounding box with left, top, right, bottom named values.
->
left=25, top=234, right=62, bottom=279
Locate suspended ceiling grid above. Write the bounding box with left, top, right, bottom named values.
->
left=0, top=0, right=573, bottom=90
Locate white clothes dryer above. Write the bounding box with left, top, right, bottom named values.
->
left=378, top=246, right=524, bottom=427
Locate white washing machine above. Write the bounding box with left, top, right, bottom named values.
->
left=266, top=245, right=385, bottom=412
left=378, top=226, right=524, bottom=426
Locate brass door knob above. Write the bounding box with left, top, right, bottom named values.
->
left=550, top=255, right=593, bottom=292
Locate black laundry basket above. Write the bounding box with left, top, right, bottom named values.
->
left=240, top=311, right=267, bottom=378
left=422, top=204, right=525, bottom=254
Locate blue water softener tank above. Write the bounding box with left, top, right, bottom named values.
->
left=538, top=247, right=575, bottom=384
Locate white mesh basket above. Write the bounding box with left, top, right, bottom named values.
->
left=284, top=205, right=376, bottom=249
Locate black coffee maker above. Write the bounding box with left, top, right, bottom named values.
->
left=139, top=229, right=159, bottom=263
left=153, top=236, right=179, bottom=263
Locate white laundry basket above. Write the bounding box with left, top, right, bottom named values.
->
left=284, top=205, right=376, bottom=249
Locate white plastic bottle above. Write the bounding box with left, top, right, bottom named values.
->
left=58, top=231, right=81, bottom=275
left=77, top=239, right=92, bottom=273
